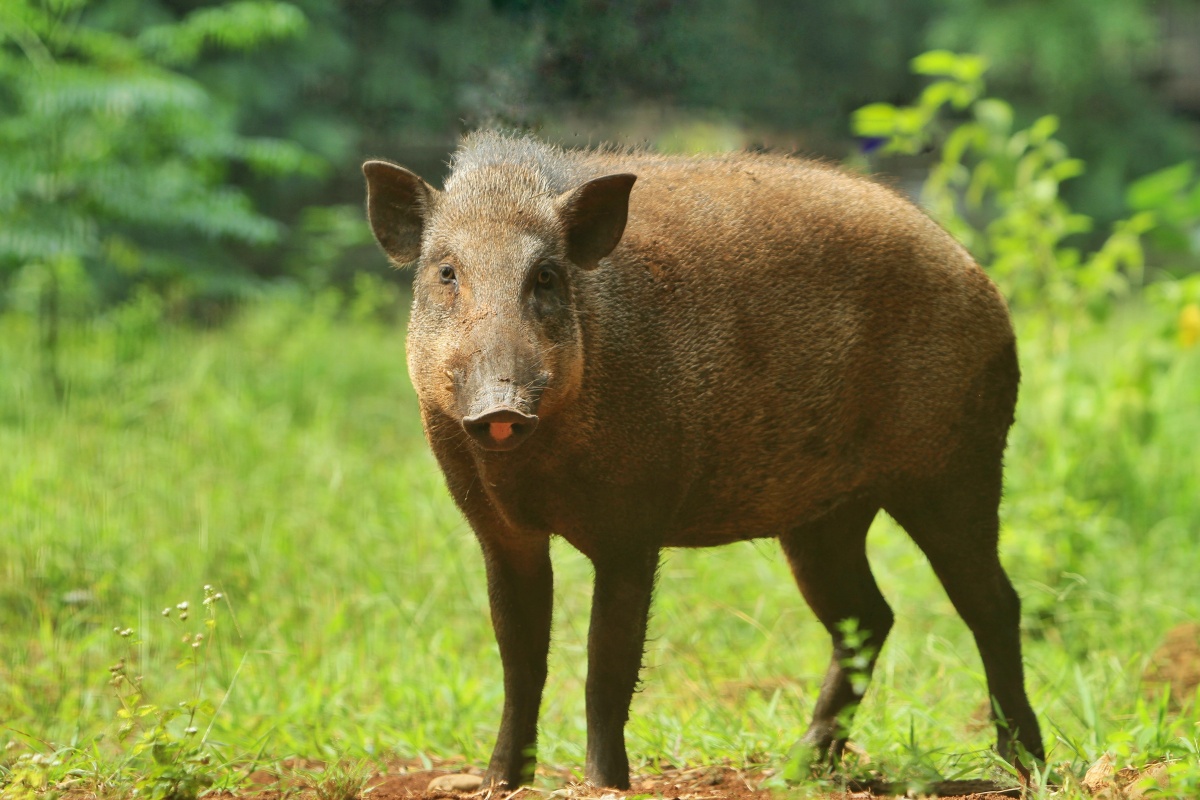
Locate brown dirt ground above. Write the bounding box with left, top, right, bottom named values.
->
left=1143, top=621, right=1200, bottom=708
left=241, top=759, right=1023, bottom=800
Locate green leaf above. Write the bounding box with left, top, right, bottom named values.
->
left=1185, top=181, right=1200, bottom=217
left=1028, top=115, right=1059, bottom=144
left=952, top=54, right=988, bottom=83
left=1064, top=213, right=1095, bottom=236
left=950, top=82, right=979, bottom=109
left=139, top=1, right=308, bottom=66
left=894, top=106, right=928, bottom=137
left=852, top=103, right=897, bottom=137
left=237, top=137, right=327, bottom=177
left=941, top=124, right=977, bottom=168
left=917, top=79, right=956, bottom=112
left=1051, top=158, right=1086, bottom=182
left=0, top=209, right=98, bottom=261
left=1126, top=162, right=1195, bottom=211
left=911, top=50, right=963, bottom=77
left=973, top=98, right=1012, bottom=135
left=966, top=161, right=996, bottom=208
left=1121, top=210, right=1158, bottom=236
left=1147, top=226, right=1194, bottom=254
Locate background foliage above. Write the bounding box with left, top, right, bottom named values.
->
left=0, top=0, right=317, bottom=304
left=3, top=0, right=1198, bottom=310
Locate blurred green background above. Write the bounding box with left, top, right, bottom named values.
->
left=3, top=0, right=1199, bottom=312
left=2, top=1, right=1200, bottom=797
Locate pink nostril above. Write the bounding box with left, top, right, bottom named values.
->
left=462, top=407, right=538, bottom=451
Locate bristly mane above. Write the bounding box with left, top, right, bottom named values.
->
left=446, top=130, right=598, bottom=196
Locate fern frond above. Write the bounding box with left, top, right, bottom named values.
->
left=0, top=0, right=320, bottom=305
left=236, top=137, right=327, bottom=177
left=23, top=62, right=209, bottom=117
left=138, top=1, right=307, bottom=66
left=0, top=207, right=98, bottom=261
left=75, top=161, right=280, bottom=244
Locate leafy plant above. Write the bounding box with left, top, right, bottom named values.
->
left=1126, top=161, right=1200, bottom=266
left=852, top=51, right=1200, bottom=319
left=1, top=750, right=68, bottom=800
left=107, top=585, right=239, bottom=800
left=0, top=0, right=319, bottom=393
left=302, top=759, right=377, bottom=800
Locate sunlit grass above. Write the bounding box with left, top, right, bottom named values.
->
left=1, top=290, right=1197, bottom=794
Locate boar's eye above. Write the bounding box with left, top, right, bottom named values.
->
left=438, top=264, right=457, bottom=286
left=530, top=263, right=564, bottom=315
left=535, top=265, right=557, bottom=290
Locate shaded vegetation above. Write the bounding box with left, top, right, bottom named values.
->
left=2, top=0, right=1197, bottom=312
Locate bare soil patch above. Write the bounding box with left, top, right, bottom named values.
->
left=1143, top=621, right=1200, bottom=708
left=240, top=759, right=1022, bottom=800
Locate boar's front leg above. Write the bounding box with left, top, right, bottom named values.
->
left=479, top=534, right=554, bottom=788
left=585, top=547, right=659, bottom=789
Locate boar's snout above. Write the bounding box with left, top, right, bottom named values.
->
left=462, top=407, right=539, bottom=451
left=457, top=367, right=549, bottom=452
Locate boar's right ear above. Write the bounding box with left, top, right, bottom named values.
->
left=557, top=173, right=637, bottom=268
left=362, top=160, right=438, bottom=266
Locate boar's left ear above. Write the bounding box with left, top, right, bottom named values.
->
left=556, top=173, right=637, bottom=268
left=362, top=160, right=439, bottom=266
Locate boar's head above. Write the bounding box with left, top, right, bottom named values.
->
left=363, top=158, right=635, bottom=452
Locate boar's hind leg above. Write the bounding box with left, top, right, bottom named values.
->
left=479, top=535, right=554, bottom=788
left=885, top=474, right=1045, bottom=770
left=779, top=499, right=890, bottom=762
left=585, top=547, right=659, bottom=789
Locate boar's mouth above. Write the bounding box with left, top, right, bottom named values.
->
left=462, top=406, right=539, bottom=451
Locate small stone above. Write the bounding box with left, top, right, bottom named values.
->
left=1081, top=752, right=1115, bottom=793
left=1125, top=762, right=1170, bottom=800
left=427, top=773, right=484, bottom=792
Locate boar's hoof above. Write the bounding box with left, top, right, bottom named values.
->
left=462, top=407, right=539, bottom=451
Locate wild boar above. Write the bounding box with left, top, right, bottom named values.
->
left=362, top=131, right=1044, bottom=789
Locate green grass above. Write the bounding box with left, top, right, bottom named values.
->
left=2, top=288, right=1198, bottom=796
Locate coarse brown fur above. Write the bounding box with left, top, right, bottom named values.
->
left=363, top=131, right=1044, bottom=790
